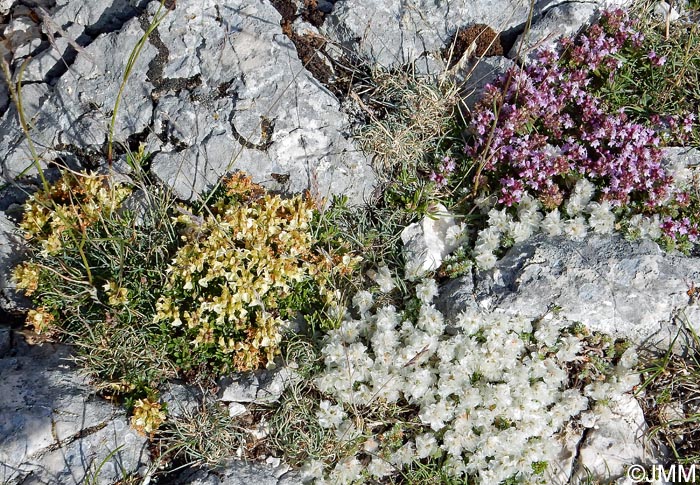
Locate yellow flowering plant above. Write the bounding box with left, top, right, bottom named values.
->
left=12, top=166, right=180, bottom=406
left=130, top=397, right=167, bottom=435
left=155, top=172, right=359, bottom=373
left=12, top=171, right=135, bottom=332
left=17, top=170, right=131, bottom=257
left=11, top=167, right=361, bottom=441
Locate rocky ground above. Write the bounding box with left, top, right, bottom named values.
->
left=1, top=0, right=697, bottom=483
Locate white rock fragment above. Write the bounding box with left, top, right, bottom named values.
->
left=573, top=394, right=659, bottom=483
left=401, top=203, right=466, bottom=280
left=218, top=366, right=301, bottom=404
left=228, top=402, right=248, bottom=418
left=545, top=428, right=584, bottom=485
left=0, top=0, right=14, bottom=16
left=654, top=1, right=680, bottom=22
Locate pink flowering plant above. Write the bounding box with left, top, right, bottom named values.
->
left=461, top=9, right=699, bottom=257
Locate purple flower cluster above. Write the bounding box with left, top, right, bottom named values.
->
left=647, top=50, right=666, bottom=67
left=661, top=217, right=699, bottom=243
left=651, top=113, right=696, bottom=145
left=429, top=156, right=457, bottom=187
left=465, top=9, right=677, bottom=209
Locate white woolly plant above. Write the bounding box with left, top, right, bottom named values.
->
left=472, top=179, right=665, bottom=270
left=302, top=268, right=640, bottom=484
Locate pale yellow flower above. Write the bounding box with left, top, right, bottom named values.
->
left=26, top=307, right=54, bottom=334
left=13, top=263, right=41, bottom=296
left=103, top=280, right=129, bottom=306
left=130, top=398, right=166, bottom=435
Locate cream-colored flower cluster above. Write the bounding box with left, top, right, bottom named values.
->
left=17, top=171, right=131, bottom=257
left=154, top=173, right=353, bottom=372
left=13, top=172, right=132, bottom=332
left=131, top=397, right=166, bottom=435
left=13, top=262, right=41, bottom=296
left=26, top=307, right=54, bottom=334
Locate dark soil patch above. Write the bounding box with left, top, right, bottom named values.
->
left=269, top=0, right=297, bottom=21
left=283, top=23, right=333, bottom=85
left=270, top=0, right=335, bottom=92
left=443, top=24, right=503, bottom=69
left=268, top=0, right=375, bottom=106
left=302, top=0, right=325, bottom=27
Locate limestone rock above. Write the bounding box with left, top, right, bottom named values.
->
left=218, top=366, right=301, bottom=404
left=455, top=56, right=514, bottom=109
left=508, top=2, right=599, bottom=60
left=0, top=0, right=14, bottom=16
left=0, top=81, right=7, bottom=117
left=323, top=0, right=636, bottom=72
left=228, top=402, right=247, bottom=418
left=654, top=1, right=680, bottom=23
left=0, top=338, right=150, bottom=484
left=572, top=394, right=658, bottom=483
left=0, top=326, right=10, bottom=357
left=0, top=16, right=154, bottom=180
left=401, top=203, right=466, bottom=280
left=219, top=372, right=258, bottom=403
left=0, top=0, right=375, bottom=205
left=3, top=16, right=41, bottom=57
left=440, top=234, right=700, bottom=346
left=435, top=273, right=476, bottom=317
left=662, top=146, right=700, bottom=173
left=547, top=429, right=584, bottom=485
left=148, top=0, right=374, bottom=203
left=322, top=0, right=539, bottom=68
left=50, top=0, right=148, bottom=35
left=172, top=460, right=300, bottom=485
left=160, top=381, right=203, bottom=419
left=0, top=210, right=29, bottom=312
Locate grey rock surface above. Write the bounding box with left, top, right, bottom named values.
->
left=219, top=366, right=300, bottom=404
left=440, top=234, right=700, bottom=346
left=322, top=0, right=621, bottom=69
left=0, top=210, right=29, bottom=312
left=0, top=337, right=150, bottom=484
left=662, top=146, right=700, bottom=170
left=148, top=0, right=374, bottom=202
left=572, top=395, right=656, bottom=483
left=0, top=81, right=7, bottom=116
left=160, top=381, right=204, bottom=419
left=0, top=15, right=153, bottom=180
left=172, top=460, right=301, bottom=485
left=454, top=56, right=514, bottom=109
left=0, top=0, right=375, bottom=205
left=321, top=0, right=533, bottom=68
left=509, top=2, right=600, bottom=60
left=0, top=326, right=9, bottom=357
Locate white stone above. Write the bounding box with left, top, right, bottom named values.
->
left=654, top=1, right=680, bottom=22
left=219, top=366, right=300, bottom=404
left=401, top=203, right=465, bottom=280
left=0, top=0, right=13, bottom=16
left=546, top=429, right=584, bottom=485
left=573, top=394, right=660, bottom=483
left=228, top=402, right=247, bottom=418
